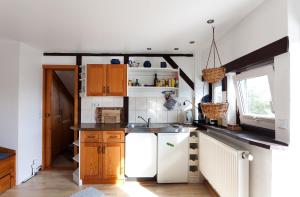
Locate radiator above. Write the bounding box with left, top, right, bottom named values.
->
left=199, top=132, right=249, bottom=197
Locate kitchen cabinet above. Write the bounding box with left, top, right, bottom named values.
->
left=80, top=143, right=102, bottom=180
left=86, top=64, right=127, bottom=96
left=106, top=64, right=127, bottom=96
left=80, top=131, right=125, bottom=184
left=102, top=143, right=124, bottom=180
left=86, top=64, right=106, bottom=96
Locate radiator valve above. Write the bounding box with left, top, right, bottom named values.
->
left=242, top=152, right=254, bottom=161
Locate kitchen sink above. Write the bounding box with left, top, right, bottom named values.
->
left=126, top=123, right=189, bottom=133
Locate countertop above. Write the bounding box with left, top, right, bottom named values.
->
left=0, top=147, right=16, bottom=160
left=70, top=123, right=197, bottom=133
left=198, top=124, right=288, bottom=150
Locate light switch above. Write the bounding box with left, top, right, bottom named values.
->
left=277, top=119, right=289, bottom=129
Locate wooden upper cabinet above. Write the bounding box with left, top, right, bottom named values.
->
left=102, top=143, right=124, bottom=180
left=87, top=64, right=106, bottom=96
left=106, top=64, right=127, bottom=96
left=86, top=64, right=127, bottom=96
left=80, top=143, right=102, bottom=179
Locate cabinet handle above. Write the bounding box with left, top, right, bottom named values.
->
left=87, top=136, right=95, bottom=138
left=106, top=86, right=109, bottom=93
left=97, top=146, right=101, bottom=154
left=102, top=145, right=105, bottom=154
left=102, top=86, right=106, bottom=93
left=109, top=135, right=118, bottom=139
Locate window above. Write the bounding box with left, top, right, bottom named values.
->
left=213, top=82, right=222, bottom=103
left=234, top=65, right=275, bottom=129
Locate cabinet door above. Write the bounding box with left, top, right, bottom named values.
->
left=80, top=143, right=102, bottom=179
left=102, top=143, right=124, bottom=180
left=87, top=64, right=106, bottom=96
left=106, top=64, right=127, bottom=96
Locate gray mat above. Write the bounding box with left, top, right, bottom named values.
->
left=70, top=187, right=106, bottom=197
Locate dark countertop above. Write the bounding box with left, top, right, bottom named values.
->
left=0, top=147, right=16, bottom=160
left=71, top=123, right=128, bottom=131
left=70, top=123, right=197, bottom=133
left=198, top=124, right=288, bottom=150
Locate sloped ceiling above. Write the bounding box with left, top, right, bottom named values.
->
left=0, top=0, right=265, bottom=53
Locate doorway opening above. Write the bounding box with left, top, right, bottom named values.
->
left=42, top=65, right=78, bottom=170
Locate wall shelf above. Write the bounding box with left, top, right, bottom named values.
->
left=73, top=154, right=79, bottom=163
left=128, top=66, right=179, bottom=97
left=73, top=140, right=79, bottom=147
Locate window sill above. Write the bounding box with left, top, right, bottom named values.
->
left=195, top=123, right=288, bottom=150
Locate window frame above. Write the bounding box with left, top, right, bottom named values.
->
left=233, top=64, right=275, bottom=129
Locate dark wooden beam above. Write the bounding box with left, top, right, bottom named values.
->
left=124, top=55, right=129, bottom=64
left=76, top=55, right=82, bottom=124
left=44, top=52, right=193, bottom=57
left=223, top=36, right=289, bottom=73
left=163, top=56, right=194, bottom=90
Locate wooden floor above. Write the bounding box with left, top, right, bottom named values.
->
left=1, top=170, right=212, bottom=197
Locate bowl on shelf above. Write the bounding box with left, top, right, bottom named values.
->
left=143, top=61, right=151, bottom=68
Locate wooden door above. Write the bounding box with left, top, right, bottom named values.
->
left=102, top=143, right=124, bottom=180
left=51, top=75, right=63, bottom=158
left=87, top=64, right=106, bottom=96
left=80, top=143, right=102, bottom=179
left=106, top=64, right=127, bottom=96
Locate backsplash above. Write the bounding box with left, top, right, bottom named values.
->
left=81, top=96, right=123, bottom=123
left=129, top=97, right=192, bottom=123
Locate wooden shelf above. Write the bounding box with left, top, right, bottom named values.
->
left=73, top=140, right=79, bottom=147
left=73, top=154, right=79, bottom=163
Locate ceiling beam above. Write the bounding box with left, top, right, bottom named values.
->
left=43, top=52, right=193, bottom=57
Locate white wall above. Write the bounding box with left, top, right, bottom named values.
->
left=195, top=0, right=289, bottom=196
left=0, top=40, right=42, bottom=184
left=0, top=40, right=20, bottom=151
left=17, top=43, right=43, bottom=184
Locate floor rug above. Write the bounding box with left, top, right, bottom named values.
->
left=70, top=187, right=106, bottom=197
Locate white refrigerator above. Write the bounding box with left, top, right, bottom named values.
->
left=157, top=132, right=189, bottom=183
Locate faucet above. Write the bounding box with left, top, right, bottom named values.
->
left=137, top=116, right=151, bottom=127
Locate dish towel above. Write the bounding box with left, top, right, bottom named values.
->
left=70, top=187, right=106, bottom=197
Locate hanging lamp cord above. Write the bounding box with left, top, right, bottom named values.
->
left=205, top=26, right=223, bottom=69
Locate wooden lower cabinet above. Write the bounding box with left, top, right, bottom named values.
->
left=102, top=143, right=124, bottom=180
left=80, top=131, right=125, bottom=184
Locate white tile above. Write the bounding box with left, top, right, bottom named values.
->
left=113, top=97, right=123, bottom=107
left=101, top=96, right=114, bottom=107
left=147, top=109, right=157, bottom=123
left=135, top=110, right=147, bottom=123
left=147, top=97, right=157, bottom=110
left=157, top=111, right=167, bottom=123
left=167, top=111, right=178, bottom=123
left=156, top=97, right=167, bottom=111
left=129, top=110, right=136, bottom=123
left=135, top=98, right=147, bottom=110
left=129, top=97, right=136, bottom=110
left=81, top=109, right=92, bottom=123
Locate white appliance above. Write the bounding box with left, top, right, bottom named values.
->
left=157, top=132, right=189, bottom=183
left=125, top=133, right=157, bottom=177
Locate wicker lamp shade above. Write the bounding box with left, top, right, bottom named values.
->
left=200, top=102, right=228, bottom=120
left=202, top=67, right=226, bottom=84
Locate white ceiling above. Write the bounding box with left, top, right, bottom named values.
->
left=0, top=0, right=265, bottom=53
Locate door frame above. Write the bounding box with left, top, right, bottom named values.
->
left=42, top=65, right=79, bottom=170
